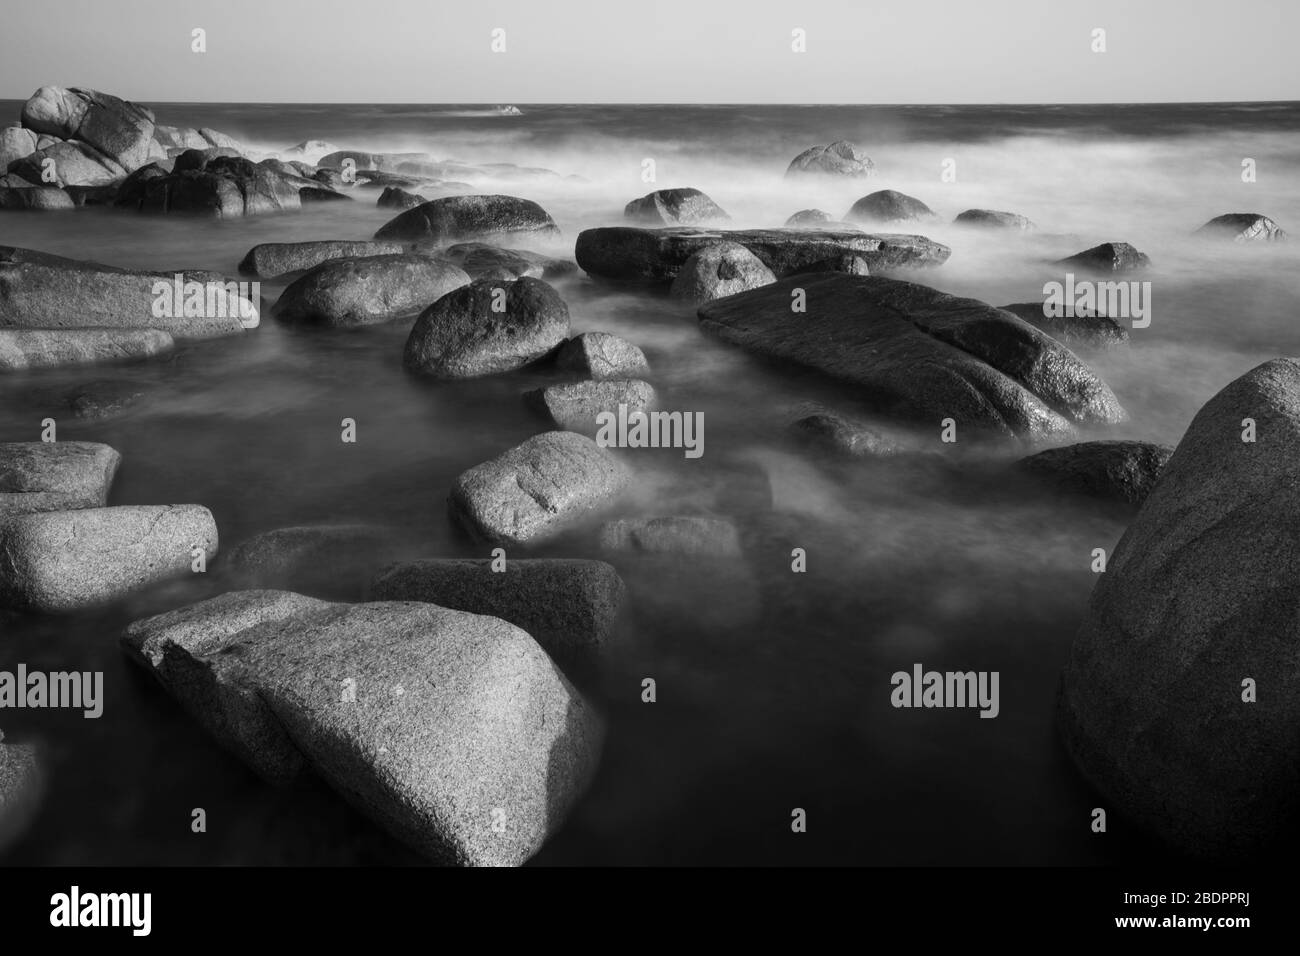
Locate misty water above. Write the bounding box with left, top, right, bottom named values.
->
left=2, top=103, right=1298, bottom=864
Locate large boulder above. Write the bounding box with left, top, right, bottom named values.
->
left=238, top=240, right=406, bottom=278
left=575, top=227, right=950, bottom=282
left=1195, top=213, right=1287, bottom=243
left=114, top=155, right=336, bottom=217
left=555, top=332, right=649, bottom=380
left=275, top=255, right=470, bottom=328
left=20, top=86, right=156, bottom=170
left=0, top=328, right=174, bottom=371
left=1017, top=440, right=1172, bottom=507
left=669, top=241, right=777, bottom=304
left=374, top=195, right=560, bottom=245
left=525, top=379, right=656, bottom=434
left=785, top=141, right=875, bottom=178
left=0, top=442, right=120, bottom=517
left=121, top=592, right=605, bottom=864
left=0, top=246, right=252, bottom=339
left=953, top=209, right=1035, bottom=231
left=999, top=302, right=1128, bottom=349
left=0, top=504, right=217, bottom=612
left=697, top=273, right=1125, bottom=439
left=1056, top=242, right=1150, bottom=273
left=844, top=190, right=938, bottom=225
left=450, top=432, right=631, bottom=545
left=369, top=558, right=626, bottom=664
left=7, top=140, right=127, bottom=187
left=624, top=188, right=729, bottom=226
left=404, top=277, right=569, bottom=378
left=1058, top=358, right=1300, bottom=857
left=0, top=187, right=75, bottom=211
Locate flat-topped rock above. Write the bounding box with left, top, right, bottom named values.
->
left=238, top=240, right=405, bottom=278
left=0, top=441, right=120, bottom=517
left=0, top=328, right=174, bottom=370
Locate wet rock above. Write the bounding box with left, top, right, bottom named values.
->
left=785, top=141, right=875, bottom=178
left=0, top=441, right=120, bottom=517
left=801, top=253, right=871, bottom=276
left=237, top=240, right=406, bottom=278
left=669, top=241, right=777, bottom=305
left=788, top=403, right=904, bottom=458
left=404, top=276, right=569, bottom=378
left=377, top=186, right=426, bottom=210
left=999, top=302, right=1129, bottom=349
left=598, top=516, right=742, bottom=558
left=0, top=329, right=173, bottom=371
left=275, top=255, right=470, bottom=328
left=437, top=242, right=577, bottom=281
left=114, top=155, right=335, bottom=218
left=0, top=504, right=218, bottom=612
left=624, top=188, right=730, bottom=226
left=1018, top=440, right=1172, bottom=506
left=1056, top=242, right=1150, bottom=273
left=844, top=190, right=938, bottom=225
left=374, top=194, right=561, bottom=245
left=450, top=431, right=630, bottom=546
left=525, top=379, right=656, bottom=434
left=953, top=209, right=1035, bottom=230
left=1195, top=213, right=1287, bottom=243
left=0, top=187, right=75, bottom=211
left=223, top=524, right=408, bottom=599
left=20, top=86, right=156, bottom=170
left=555, top=332, right=649, bottom=380
left=0, top=734, right=41, bottom=851
left=62, top=379, right=149, bottom=418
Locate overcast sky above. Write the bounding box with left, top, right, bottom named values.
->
left=1, top=0, right=1295, bottom=104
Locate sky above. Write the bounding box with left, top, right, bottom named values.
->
left=0, top=0, right=1295, bottom=104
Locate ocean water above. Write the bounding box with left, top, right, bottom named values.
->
left=1, top=102, right=1299, bottom=865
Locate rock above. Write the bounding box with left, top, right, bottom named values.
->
left=275, top=255, right=470, bottom=328
left=311, top=168, right=346, bottom=189
left=575, top=227, right=950, bottom=282
left=844, top=190, right=938, bottom=225
left=0, top=187, right=75, bottom=211
left=404, top=276, right=569, bottom=378
left=802, top=254, right=871, bottom=276
left=377, top=186, right=426, bottom=210
left=1018, top=440, right=1172, bottom=506
left=1195, top=213, right=1287, bottom=243
left=999, top=302, right=1129, bottom=349
left=62, top=379, right=148, bottom=418
left=65, top=184, right=119, bottom=207
left=0, top=246, right=250, bottom=339
left=154, top=126, right=242, bottom=154
left=598, top=516, right=742, bottom=557
left=223, top=524, right=407, bottom=598
left=0, top=329, right=173, bottom=371
left=238, top=240, right=406, bottom=278
left=1058, top=358, right=1300, bottom=857
left=784, top=209, right=835, bottom=227
left=124, top=594, right=603, bottom=865
left=0, top=441, right=120, bottom=517
left=280, top=140, right=338, bottom=164
left=525, top=379, right=656, bottom=434
left=669, top=242, right=777, bottom=305
left=0, top=127, right=38, bottom=168
left=555, top=332, right=649, bottom=380
left=20, top=86, right=156, bottom=170
left=953, top=209, right=1035, bottom=230
left=437, top=243, right=577, bottom=281
left=6, top=140, right=129, bottom=187
left=697, top=273, right=1125, bottom=439
left=785, top=141, right=875, bottom=178
left=624, top=187, right=729, bottom=226
left=114, top=155, right=333, bottom=218
left=374, top=194, right=561, bottom=245
left=449, top=431, right=630, bottom=545
left=172, top=147, right=243, bottom=173
left=788, top=403, right=904, bottom=458
left=1056, top=242, right=1150, bottom=273
left=0, top=504, right=218, bottom=612
left=0, top=735, right=41, bottom=851
left=369, top=558, right=626, bottom=664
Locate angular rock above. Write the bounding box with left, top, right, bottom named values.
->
left=0, top=442, right=120, bottom=517
left=450, top=432, right=630, bottom=545
left=1018, top=440, right=1172, bottom=506
left=999, top=302, right=1129, bottom=349
left=20, top=86, right=155, bottom=170
left=404, top=276, right=569, bottom=378
left=598, top=516, right=742, bottom=557
left=0, top=127, right=38, bottom=168
left=954, top=209, right=1035, bottom=231
left=669, top=241, right=777, bottom=305
left=785, top=141, right=875, bottom=178
left=237, top=240, right=405, bottom=278
left=1058, top=358, right=1300, bottom=856
left=223, top=524, right=406, bottom=598
left=114, top=155, right=333, bottom=218
left=1056, top=242, right=1150, bottom=273
left=555, top=332, right=649, bottom=380
left=844, top=190, right=938, bottom=225
left=374, top=194, right=560, bottom=245
left=0, top=328, right=173, bottom=371
left=437, top=243, right=576, bottom=281
left=0, top=504, right=218, bottom=612
left=525, top=379, right=656, bottom=434
left=624, top=188, right=729, bottom=226
left=369, top=558, right=626, bottom=664
left=698, top=273, right=1125, bottom=439
left=377, top=186, right=426, bottom=210
left=575, top=227, right=950, bottom=282
left=275, top=255, right=470, bottom=328
left=0, top=187, right=75, bottom=211
left=1195, top=213, right=1287, bottom=243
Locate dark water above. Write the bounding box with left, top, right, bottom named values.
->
left=2, top=102, right=1299, bottom=865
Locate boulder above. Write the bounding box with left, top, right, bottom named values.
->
left=223, top=524, right=407, bottom=598
left=575, top=227, right=950, bottom=282
left=669, top=241, right=777, bottom=304
left=0, top=328, right=173, bottom=371
left=953, top=209, right=1035, bottom=231
left=1058, top=358, right=1300, bottom=856
left=525, top=379, right=656, bottom=434
left=375, top=186, right=424, bottom=210
left=7, top=140, right=127, bottom=187
left=788, top=403, right=904, bottom=458
left=1056, top=242, right=1150, bottom=273
left=0, top=504, right=218, bottom=612
left=437, top=243, right=577, bottom=281
left=1195, top=213, right=1287, bottom=243
left=0, top=127, right=39, bottom=168
left=153, top=125, right=242, bottom=154
left=114, top=155, right=334, bottom=217
left=450, top=431, right=630, bottom=545
left=369, top=558, right=626, bottom=664
left=784, top=209, right=842, bottom=228
left=20, top=86, right=156, bottom=170
left=598, top=516, right=742, bottom=558
left=844, top=190, right=938, bottom=225
left=238, top=240, right=406, bottom=278
left=624, top=188, right=730, bottom=226
left=785, top=141, right=875, bottom=178
left=404, top=277, right=569, bottom=378
left=999, top=302, right=1128, bottom=349
left=0, top=441, right=120, bottom=517
left=802, top=253, right=871, bottom=275
left=697, top=273, right=1125, bottom=439
left=555, top=332, right=649, bottom=380
left=374, top=194, right=561, bottom=245
left=1018, top=440, right=1172, bottom=506
left=275, top=255, right=470, bottom=328
left=0, top=187, right=75, bottom=211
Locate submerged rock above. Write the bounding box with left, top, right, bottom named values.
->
left=1195, top=213, right=1287, bottom=243
left=0, top=329, right=174, bottom=371
left=224, top=524, right=408, bottom=599
left=624, top=188, right=730, bottom=226
left=555, top=332, right=649, bottom=380
left=275, top=255, right=470, bottom=328
left=437, top=242, right=577, bottom=281
left=450, top=431, right=630, bottom=545
left=953, top=209, right=1035, bottom=230
left=1056, top=242, right=1150, bottom=273
left=598, top=516, right=742, bottom=558
left=525, top=379, right=657, bottom=434
left=669, top=241, right=777, bottom=304
left=61, top=379, right=149, bottom=418
left=1018, top=440, right=1172, bottom=506
left=0, top=441, right=120, bottom=517
left=844, top=190, right=938, bottom=225
left=999, top=302, right=1129, bottom=349
left=787, top=403, right=904, bottom=459
left=1058, top=358, right=1300, bottom=857
left=374, top=194, right=560, bottom=245
left=238, top=240, right=406, bottom=278
left=785, top=141, right=875, bottom=178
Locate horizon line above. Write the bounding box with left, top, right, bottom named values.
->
left=2, top=97, right=1299, bottom=109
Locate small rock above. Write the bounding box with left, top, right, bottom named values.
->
left=598, top=516, right=742, bottom=557
left=1018, top=440, right=1172, bottom=506
left=525, top=379, right=656, bottom=434
left=788, top=404, right=903, bottom=458
left=844, top=190, right=938, bottom=225
left=670, top=241, right=777, bottom=304
left=0, top=187, right=75, bottom=211
left=377, top=186, right=426, bottom=210
left=555, top=332, right=649, bottom=380
left=953, top=209, right=1035, bottom=231
left=0, top=735, right=41, bottom=851
left=785, top=141, right=875, bottom=178
left=437, top=242, right=576, bottom=281
left=1195, top=213, right=1287, bottom=243
left=1056, top=242, right=1150, bottom=273
left=624, top=188, right=729, bottom=226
